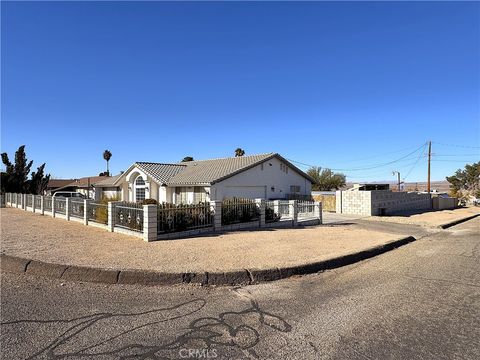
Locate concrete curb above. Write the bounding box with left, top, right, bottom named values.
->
left=437, top=213, right=480, bottom=229
left=0, top=236, right=416, bottom=286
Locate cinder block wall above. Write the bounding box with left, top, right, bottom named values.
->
left=337, top=190, right=432, bottom=215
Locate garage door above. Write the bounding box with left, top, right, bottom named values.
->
left=224, top=186, right=267, bottom=199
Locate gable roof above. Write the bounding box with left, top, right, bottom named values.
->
left=94, top=174, right=123, bottom=187
left=167, top=153, right=314, bottom=185
left=132, top=162, right=186, bottom=185
left=46, top=179, right=76, bottom=189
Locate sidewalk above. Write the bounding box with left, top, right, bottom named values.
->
left=1, top=207, right=414, bottom=285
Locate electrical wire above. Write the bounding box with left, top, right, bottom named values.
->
left=432, top=141, right=480, bottom=149
left=403, top=143, right=428, bottom=181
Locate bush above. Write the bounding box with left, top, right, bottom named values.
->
left=157, top=202, right=213, bottom=233
left=221, top=198, right=260, bottom=225
left=142, top=198, right=158, bottom=205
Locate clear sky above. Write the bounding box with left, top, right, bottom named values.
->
left=1, top=1, right=479, bottom=182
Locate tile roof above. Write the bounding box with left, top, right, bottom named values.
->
left=46, top=179, right=76, bottom=189
left=93, top=174, right=123, bottom=187
left=167, top=153, right=277, bottom=185
left=134, top=162, right=186, bottom=184
left=68, top=176, right=108, bottom=188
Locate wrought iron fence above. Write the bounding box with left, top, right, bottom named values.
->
left=26, top=194, right=33, bottom=207
left=69, top=199, right=84, bottom=218
left=265, top=200, right=281, bottom=223
left=297, top=200, right=315, bottom=217
left=114, top=202, right=143, bottom=232
left=221, top=198, right=260, bottom=225
left=157, top=202, right=213, bottom=234
left=55, top=198, right=66, bottom=215
left=88, top=202, right=108, bottom=224
left=34, top=195, right=42, bottom=209
left=44, top=196, right=52, bottom=211
left=277, top=200, right=292, bottom=219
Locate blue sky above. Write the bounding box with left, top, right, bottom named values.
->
left=1, top=1, right=479, bottom=182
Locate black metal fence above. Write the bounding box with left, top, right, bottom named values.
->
left=69, top=199, right=84, bottom=218
left=26, top=194, right=33, bottom=207
left=34, top=195, right=42, bottom=209
left=44, top=197, right=52, bottom=211
left=221, top=198, right=260, bottom=225
left=157, top=202, right=213, bottom=234
left=55, top=198, right=66, bottom=215
left=114, top=202, right=143, bottom=232
left=88, top=202, right=108, bottom=224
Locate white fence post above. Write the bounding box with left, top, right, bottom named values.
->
left=23, top=194, right=27, bottom=211
left=290, top=200, right=298, bottom=227
left=32, top=195, right=36, bottom=213
left=52, top=197, right=56, bottom=218
left=83, top=199, right=90, bottom=225
left=108, top=202, right=115, bottom=232
left=256, top=198, right=265, bottom=228
left=314, top=201, right=322, bottom=224
left=143, top=204, right=157, bottom=242
left=65, top=198, right=70, bottom=221
left=211, top=200, right=222, bottom=231
left=40, top=196, right=45, bottom=215
left=273, top=200, right=280, bottom=215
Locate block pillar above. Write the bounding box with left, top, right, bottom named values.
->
left=32, top=195, right=36, bottom=213
left=143, top=204, right=157, bottom=242
left=83, top=199, right=91, bottom=225
left=52, top=198, right=56, bottom=218
left=40, top=196, right=45, bottom=215
left=107, top=202, right=115, bottom=232
left=65, top=198, right=71, bottom=220
left=336, top=190, right=342, bottom=214
left=211, top=200, right=222, bottom=231
left=290, top=200, right=298, bottom=227
left=314, top=201, right=322, bottom=224
left=256, top=198, right=265, bottom=228
left=273, top=200, right=280, bottom=215
left=23, top=194, right=27, bottom=210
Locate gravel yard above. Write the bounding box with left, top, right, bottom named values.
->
left=364, top=207, right=479, bottom=227
left=0, top=208, right=407, bottom=273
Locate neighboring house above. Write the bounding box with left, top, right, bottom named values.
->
left=44, top=179, right=76, bottom=195
left=54, top=176, right=109, bottom=199
left=110, top=153, right=313, bottom=203
left=93, top=174, right=123, bottom=200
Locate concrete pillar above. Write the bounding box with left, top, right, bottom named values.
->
left=32, top=195, right=36, bottom=213
left=52, top=197, right=56, bottom=218
left=23, top=194, right=27, bottom=210
left=211, top=200, right=222, bottom=230
left=40, top=196, right=45, bottom=215
left=335, top=190, right=342, bottom=214
left=15, top=194, right=18, bottom=208
left=273, top=200, right=280, bottom=215
left=256, top=198, right=265, bottom=228
left=83, top=199, right=91, bottom=225
left=143, top=204, right=158, bottom=242
left=108, top=202, right=115, bottom=232
left=314, top=201, right=322, bottom=224
left=65, top=198, right=70, bottom=221
left=290, top=200, right=298, bottom=227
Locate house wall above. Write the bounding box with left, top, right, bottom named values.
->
left=211, top=157, right=312, bottom=200
left=336, top=190, right=432, bottom=215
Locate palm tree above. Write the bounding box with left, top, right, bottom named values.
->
left=103, top=150, right=112, bottom=176
left=234, top=148, right=245, bottom=157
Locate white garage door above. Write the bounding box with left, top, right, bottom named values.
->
left=224, top=186, right=267, bottom=199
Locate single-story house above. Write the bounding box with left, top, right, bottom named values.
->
left=44, top=179, right=76, bottom=195
left=97, top=153, right=313, bottom=203
left=53, top=176, right=109, bottom=199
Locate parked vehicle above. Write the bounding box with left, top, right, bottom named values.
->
left=52, top=192, right=86, bottom=199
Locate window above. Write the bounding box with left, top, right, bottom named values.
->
left=175, top=187, right=188, bottom=204
left=290, top=185, right=301, bottom=193
left=134, top=176, right=146, bottom=202
left=194, top=187, right=206, bottom=203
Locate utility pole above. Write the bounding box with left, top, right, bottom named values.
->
left=427, top=141, right=432, bottom=193
left=392, top=171, right=401, bottom=192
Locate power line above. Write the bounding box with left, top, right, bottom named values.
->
left=432, top=141, right=480, bottom=149
left=287, top=142, right=427, bottom=172
left=403, top=143, right=428, bottom=181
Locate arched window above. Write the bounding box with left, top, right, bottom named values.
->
left=134, top=176, right=146, bottom=202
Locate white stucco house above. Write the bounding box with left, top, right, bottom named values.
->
left=95, top=153, right=314, bottom=203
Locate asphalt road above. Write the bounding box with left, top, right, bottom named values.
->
left=1, top=218, right=479, bottom=360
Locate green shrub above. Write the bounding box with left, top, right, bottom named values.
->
left=142, top=198, right=158, bottom=205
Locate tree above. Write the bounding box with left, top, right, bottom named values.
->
left=181, top=156, right=194, bottom=162
left=1, top=145, right=50, bottom=194
left=234, top=148, right=245, bottom=157
left=103, top=150, right=112, bottom=176
left=446, top=161, right=480, bottom=200
left=307, top=166, right=346, bottom=191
